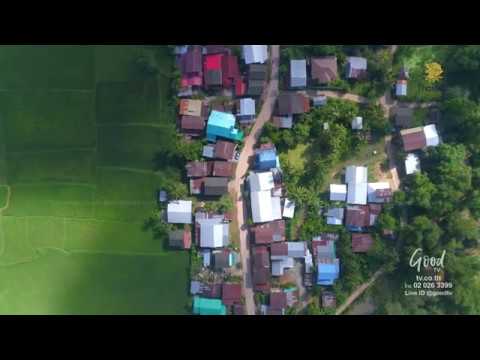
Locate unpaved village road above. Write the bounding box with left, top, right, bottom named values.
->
left=229, top=45, right=280, bottom=315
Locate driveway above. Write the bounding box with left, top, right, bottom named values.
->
left=230, top=45, right=280, bottom=315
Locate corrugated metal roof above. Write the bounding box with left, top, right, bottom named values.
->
left=345, top=166, right=368, bottom=184
left=290, top=59, right=307, bottom=88
left=330, top=184, right=347, bottom=201
left=167, top=200, right=192, bottom=224
left=405, top=153, right=421, bottom=175
left=243, top=45, right=268, bottom=64
left=347, top=182, right=368, bottom=205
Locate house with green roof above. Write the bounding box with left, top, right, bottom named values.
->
left=193, top=296, right=227, bottom=315
left=206, top=110, right=244, bottom=142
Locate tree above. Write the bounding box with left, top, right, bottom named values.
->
left=403, top=216, right=443, bottom=255
left=445, top=211, right=480, bottom=246
left=360, top=103, right=390, bottom=137
left=468, top=190, right=480, bottom=219
left=175, top=137, right=203, bottom=162
left=216, top=195, right=234, bottom=213
left=425, top=62, right=443, bottom=83
left=405, top=173, right=437, bottom=211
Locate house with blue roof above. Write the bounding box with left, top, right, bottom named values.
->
left=317, top=260, right=340, bottom=286
left=193, top=296, right=227, bottom=315
left=206, top=111, right=244, bottom=142
left=255, top=147, right=280, bottom=171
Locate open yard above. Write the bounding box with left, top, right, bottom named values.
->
left=0, top=45, right=189, bottom=314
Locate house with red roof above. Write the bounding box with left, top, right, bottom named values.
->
left=204, top=53, right=224, bottom=88
left=222, top=55, right=240, bottom=88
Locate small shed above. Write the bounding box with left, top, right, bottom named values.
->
left=352, top=116, right=363, bottom=130
left=405, top=153, right=421, bottom=175
left=202, top=144, right=215, bottom=159
left=282, top=198, right=295, bottom=219
left=330, top=184, right=347, bottom=202
left=313, top=95, right=327, bottom=107
left=158, top=190, right=167, bottom=203
left=396, top=80, right=407, bottom=97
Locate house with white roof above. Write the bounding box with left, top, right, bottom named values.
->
left=326, top=207, right=344, bottom=225
left=198, top=217, right=229, bottom=248
left=347, top=183, right=368, bottom=205
left=272, top=257, right=295, bottom=276
left=423, top=124, right=440, bottom=147
left=330, top=184, right=347, bottom=202
left=345, top=166, right=368, bottom=184
left=282, top=198, right=295, bottom=219
left=242, top=45, right=268, bottom=64
left=167, top=200, right=192, bottom=224
left=405, top=153, right=421, bottom=175
left=290, top=59, right=307, bottom=88
left=352, top=116, right=363, bottom=130
left=249, top=171, right=282, bottom=223
left=367, top=182, right=392, bottom=203
left=237, top=98, right=256, bottom=124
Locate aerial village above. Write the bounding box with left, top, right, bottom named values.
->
left=162, top=45, right=441, bottom=315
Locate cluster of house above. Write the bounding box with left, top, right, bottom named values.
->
left=324, top=165, right=394, bottom=282
left=165, top=45, right=274, bottom=315
left=287, top=55, right=367, bottom=89
left=394, top=107, right=441, bottom=175
left=175, top=45, right=268, bottom=98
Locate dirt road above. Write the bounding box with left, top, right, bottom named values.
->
left=335, top=268, right=385, bottom=315
left=230, top=45, right=280, bottom=315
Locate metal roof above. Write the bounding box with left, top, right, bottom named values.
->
left=347, top=182, right=368, bottom=205
left=242, top=45, right=268, bottom=64
left=167, top=200, right=192, bottom=224
left=345, top=166, right=368, bottom=184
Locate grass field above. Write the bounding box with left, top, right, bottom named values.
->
left=0, top=45, right=189, bottom=314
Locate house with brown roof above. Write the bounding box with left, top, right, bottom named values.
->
left=251, top=220, right=286, bottom=245
left=345, top=205, right=370, bottom=232
left=186, top=161, right=209, bottom=178
left=270, top=290, right=287, bottom=313
left=352, top=233, right=374, bottom=253
left=189, top=178, right=205, bottom=195
left=180, top=115, right=205, bottom=137
left=211, top=161, right=234, bottom=177
left=277, top=92, right=311, bottom=115
left=168, top=226, right=192, bottom=250
left=401, top=127, right=427, bottom=152
left=253, top=246, right=271, bottom=293
left=368, top=203, right=383, bottom=226
left=222, top=283, right=242, bottom=306
left=311, top=56, right=338, bottom=84
left=214, top=140, right=237, bottom=160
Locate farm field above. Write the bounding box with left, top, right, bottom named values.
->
left=0, top=45, right=188, bottom=314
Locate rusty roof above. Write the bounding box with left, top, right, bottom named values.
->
left=252, top=220, right=286, bottom=245
left=401, top=127, right=427, bottom=152
left=345, top=206, right=370, bottom=228
left=212, top=161, right=234, bottom=177
left=352, top=233, right=374, bottom=253
left=214, top=140, right=236, bottom=160
left=186, top=161, right=209, bottom=178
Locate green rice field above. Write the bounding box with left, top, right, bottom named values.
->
left=0, top=45, right=189, bottom=314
